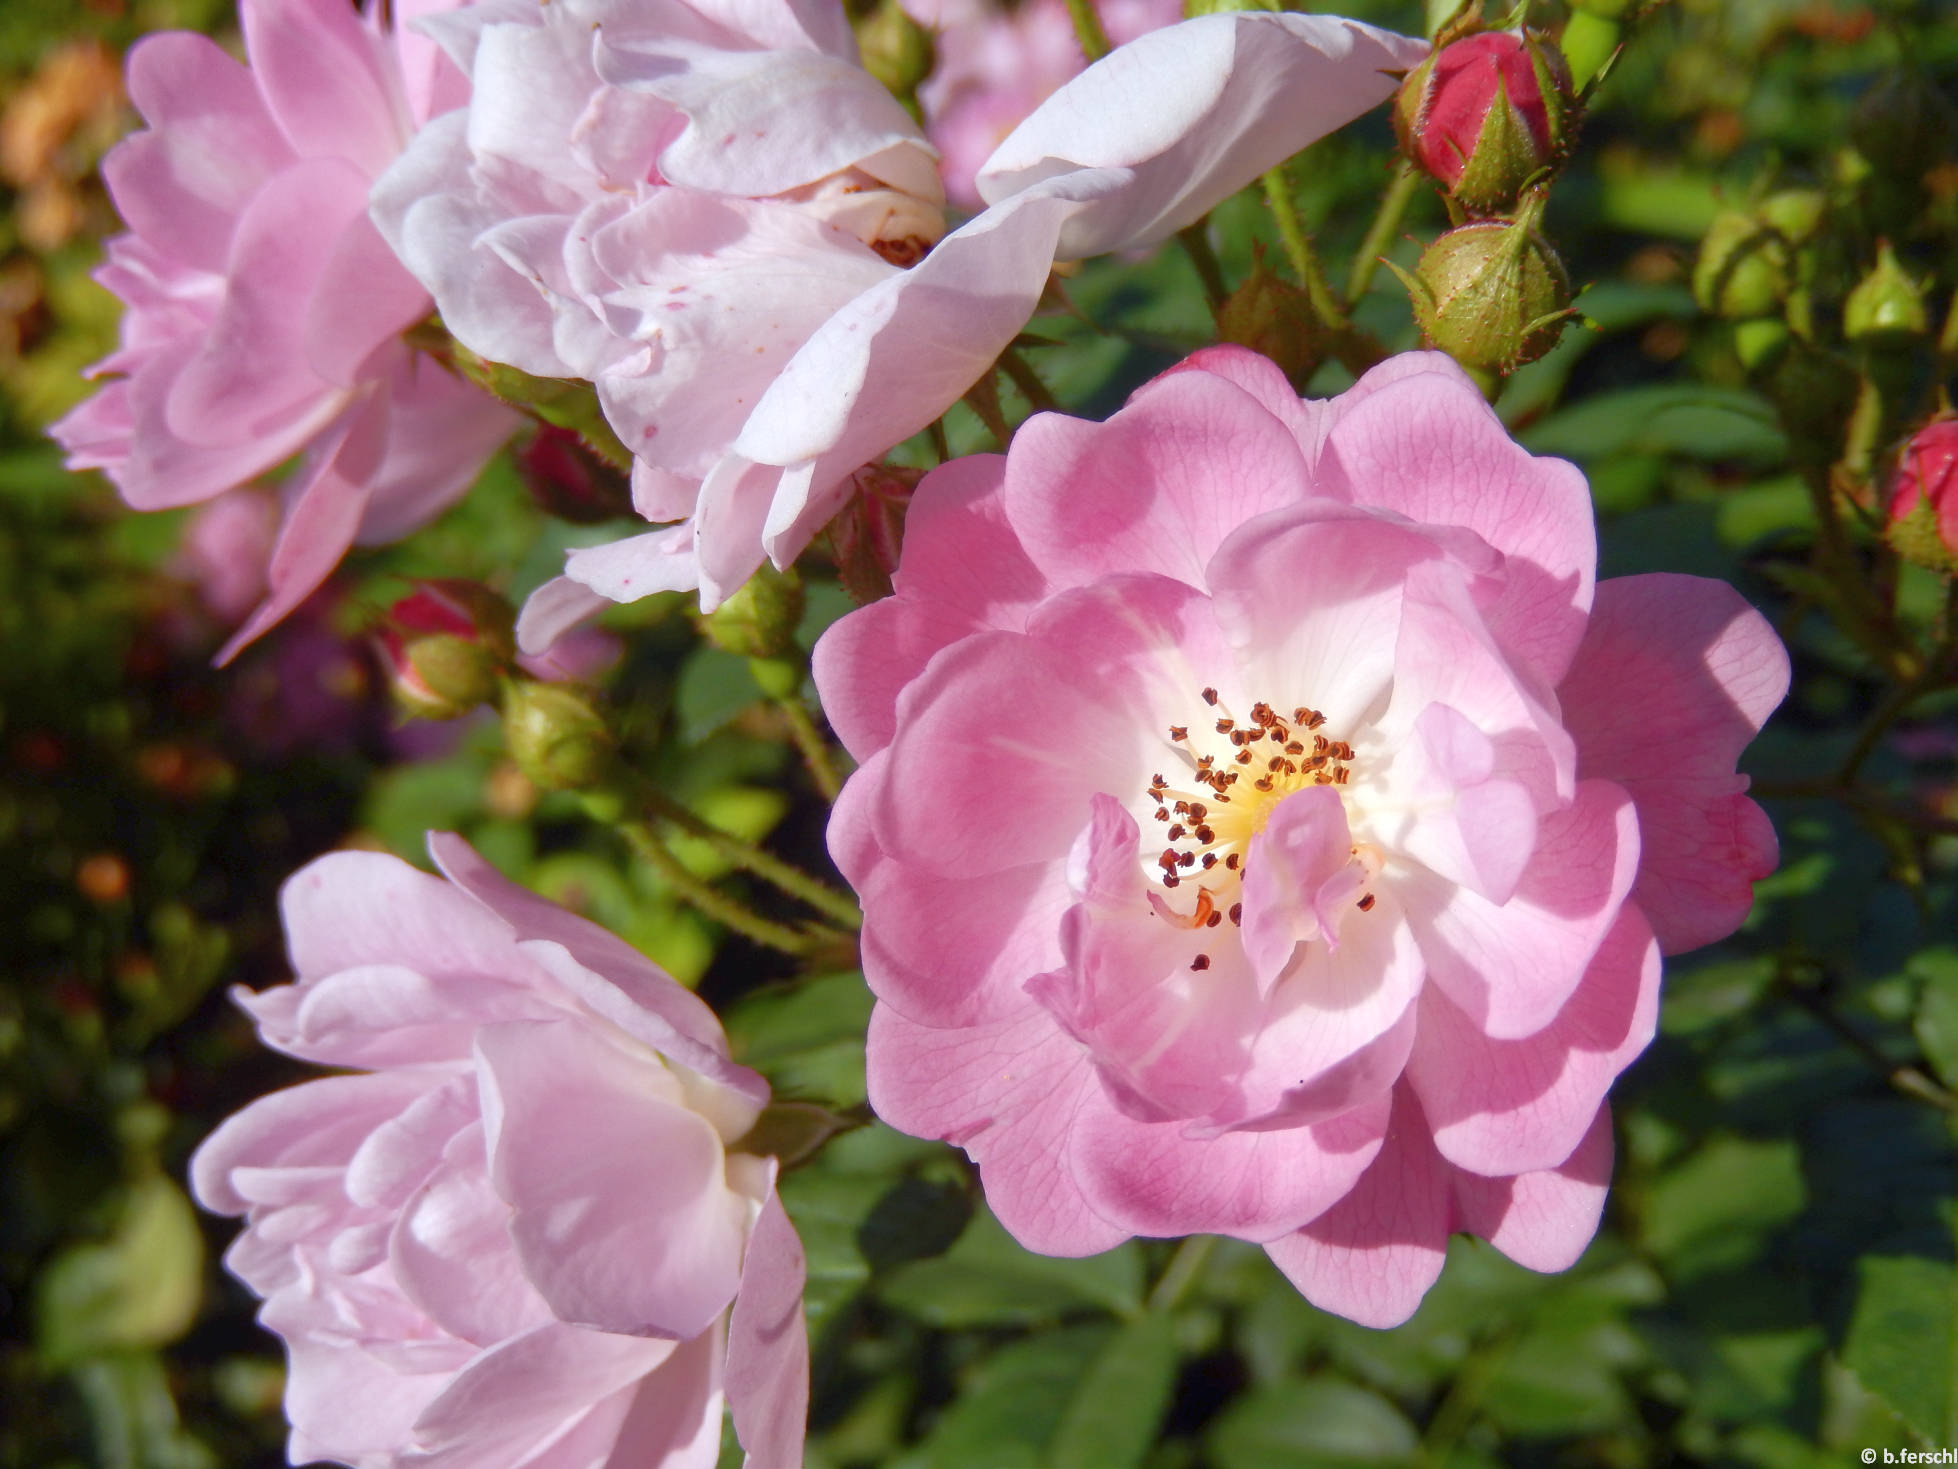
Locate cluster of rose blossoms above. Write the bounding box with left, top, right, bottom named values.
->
left=58, top=0, right=1795, bottom=1462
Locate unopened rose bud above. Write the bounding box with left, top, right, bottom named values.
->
left=1887, top=417, right=1958, bottom=571
left=514, top=424, right=634, bottom=524
left=1216, top=252, right=1321, bottom=385
left=501, top=682, right=614, bottom=791
left=1394, top=31, right=1577, bottom=216
left=828, top=463, right=922, bottom=604
left=1390, top=190, right=1574, bottom=376
left=855, top=0, right=934, bottom=106
left=698, top=563, right=805, bottom=661
left=379, top=582, right=516, bottom=720
left=1844, top=241, right=1929, bottom=345
left=1691, top=208, right=1789, bottom=320
left=1756, top=188, right=1827, bottom=246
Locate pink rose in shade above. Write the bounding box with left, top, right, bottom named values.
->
left=173, top=487, right=281, bottom=624
left=817, top=347, right=1789, bottom=1327
left=191, top=833, right=808, bottom=1468
left=51, top=0, right=518, bottom=663
left=507, top=10, right=1426, bottom=647
left=902, top=0, right=1183, bottom=210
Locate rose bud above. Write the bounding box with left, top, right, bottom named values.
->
left=1887, top=417, right=1958, bottom=571
left=1216, top=250, right=1323, bottom=387
left=503, top=682, right=615, bottom=791
left=1389, top=189, right=1574, bottom=379
left=1394, top=31, right=1577, bottom=216
left=513, top=424, right=635, bottom=525
left=1691, top=208, right=1791, bottom=320
left=828, top=463, right=924, bottom=606
left=379, top=582, right=517, bottom=721
left=1843, top=241, right=1929, bottom=346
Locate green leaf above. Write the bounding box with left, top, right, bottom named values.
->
left=1045, top=1312, right=1181, bottom=1469
left=1910, top=948, right=1958, bottom=1089
left=68, top=1353, right=218, bottom=1469
left=1632, top=1134, right=1806, bottom=1280
left=878, top=1206, right=1144, bottom=1328
left=856, top=1174, right=973, bottom=1273
left=724, top=971, right=875, bottom=1108
left=674, top=647, right=764, bottom=743
left=898, top=1326, right=1114, bottom=1469
left=1205, top=1377, right=1421, bottom=1469
left=1522, top=384, right=1787, bottom=467
left=1840, top=1253, right=1958, bottom=1443
left=36, top=1176, right=204, bottom=1368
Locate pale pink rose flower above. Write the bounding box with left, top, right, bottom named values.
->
left=51, top=0, right=518, bottom=663
left=817, top=347, right=1789, bottom=1327
left=370, top=0, right=946, bottom=626
left=903, top=0, right=1183, bottom=210
left=191, top=833, right=808, bottom=1468
left=174, top=487, right=281, bottom=623
left=526, top=11, right=1427, bottom=650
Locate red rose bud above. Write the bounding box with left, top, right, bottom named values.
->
left=514, top=424, right=634, bottom=525
left=1887, top=418, right=1958, bottom=571
left=828, top=462, right=924, bottom=604
left=1395, top=31, right=1577, bottom=215
left=379, top=582, right=516, bottom=721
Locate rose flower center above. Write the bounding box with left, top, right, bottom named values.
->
left=1144, top=686, right=1379, bottom=946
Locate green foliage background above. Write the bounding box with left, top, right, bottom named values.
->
left=2, top=0, right=1956, bottom=1465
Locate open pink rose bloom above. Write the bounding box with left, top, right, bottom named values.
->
left=49, top=0, right=516, bottom=660
left=191, top=834, right=807, bottom=1468
left=818, top=346, right=1789, bottom=1327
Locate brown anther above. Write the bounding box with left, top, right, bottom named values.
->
left=1153, top=808, right=1170, bottom=822
left=1333, top=767, right=1350, bottom=785
left=1250, top=702, right=1275, bottom=726
left=1167, top=824, right=1186, bottom=840
left=1268, top=756, right=1285, bottom=771
left=1225, top=853, right=1240, bottom=870
left=1357, top=893, right=1377, bottom=912
left=1178, top=852, right=1195, bottom=867
left=1332, top=741, right=1353, bottom=761
left=1215, top=719, right=1234, bottom=734
left=1285, top=741, right=1304, bottom=755
left=1205, top=911, right=1222, bottom=928
left=1293, top=707, right=1311, bottom=724
left=1163, top=874, right=1180, bottom=888
left=1173, top=800, right=1190, bottom=814
left=1254, top=776, right=1274, bottom=792
left=1201, top=687, right=1219, bottom=706
left=1228, top=901, right=1242, bottom=924
left=1235, top=749, right=1253, bottom=765
left=1313, top=736, right=1330, bottom=754
left=1195, top=826, right=1214, bottom=844
left=1188, top=803, right=1206, bottom=820
left=1168, top=725, right=1188, bottom=742
left=1308, top=711, right=1327, bottom=729
left=1159, top=849, right=1179, bottom=869
left=1152, top=773, right=1168, bottom=788
left=1201, top=853, right=1218, bottom=869
left=1190, top=953, right=1211, bottom=971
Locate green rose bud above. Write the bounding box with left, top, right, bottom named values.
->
left=1389, top=190, right=1574, bottom=376
left=1843, top=241, right=1929, bottom=346
left=502, top=683, right=615, bottom=791
left=697, top=563, right=806, bottom=661
left=1691, top=208, right=1790, bottom=320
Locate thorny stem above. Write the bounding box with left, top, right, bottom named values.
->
left=618, top=820, right=825, bottom=956
left=1146, top=1234, right=1216, bottom=1315
left=1774, top=964, right=1958, bottom=1113
left=1262, top=169, right=1348, bottom=330
left=999, top=347, right=1061, bottom=414
left=1178, top=222, right=1230, bottom=313
left=1062, top=0, right=1110, bottom=61
left=627, top=775, right=861, bottom=929
left=1346, top=162, right=1424, bottom=304
left=780, top=696, right=844, bottom=803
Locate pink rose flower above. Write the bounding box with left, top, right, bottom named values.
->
left=51, top=0, right=517, bottom=663
left=817, top=347, right=1789, bottom=1327
left=506, top=10, right=1425, bottom=648
left=191, top=833, right=808, bottom=1467
left=903, top=0, right=1183, bottom=210
left=370, top=0, right=947, bottom=615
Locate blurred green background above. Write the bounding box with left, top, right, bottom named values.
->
left=3, top=0, right=1957, bottom=1465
